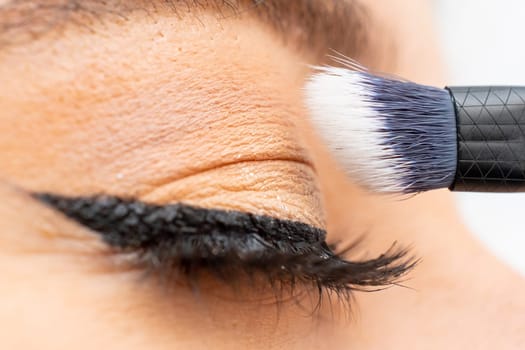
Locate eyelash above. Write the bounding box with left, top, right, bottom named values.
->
left=34, top=193, right=417, bottom=313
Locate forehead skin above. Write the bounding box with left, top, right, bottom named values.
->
left=1, top=1, right=525, bottom=350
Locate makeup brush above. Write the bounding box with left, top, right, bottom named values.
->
left=304, top=66, right=525, bottom=193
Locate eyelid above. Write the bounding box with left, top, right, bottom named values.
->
left=34, top=193, right=417, bottom=310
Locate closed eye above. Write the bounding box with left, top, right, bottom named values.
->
left=34, top=193, right=417, bottom=311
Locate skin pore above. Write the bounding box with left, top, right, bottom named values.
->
left=0, top=0, right=524, bottom=349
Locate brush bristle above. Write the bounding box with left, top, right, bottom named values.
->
left=304, top=67, right=457, bottom=193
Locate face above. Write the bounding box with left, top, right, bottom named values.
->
left=1, top=1, right=524, bottom=349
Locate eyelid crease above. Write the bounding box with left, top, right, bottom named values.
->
left=145, top=157, right=315, bottom=194
left=33, top=193, right=417, bottom=309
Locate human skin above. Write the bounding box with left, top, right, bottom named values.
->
left=0, top=0, right=524, bottom=349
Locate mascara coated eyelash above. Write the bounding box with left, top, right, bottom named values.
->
left=34, top=193, right=416, bottom=302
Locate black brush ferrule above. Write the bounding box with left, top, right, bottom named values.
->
left=447, top=86, right=525, bottom=192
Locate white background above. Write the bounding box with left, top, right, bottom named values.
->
left=434, top=0, right=525, bottom=275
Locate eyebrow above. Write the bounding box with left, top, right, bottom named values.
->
left=0, top=0, right=370, bottom=59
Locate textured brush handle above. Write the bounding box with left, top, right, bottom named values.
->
left=447, top=86, right=525, bottom=192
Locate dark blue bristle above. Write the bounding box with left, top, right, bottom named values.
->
left=364, top=73, right=457, bottom=192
